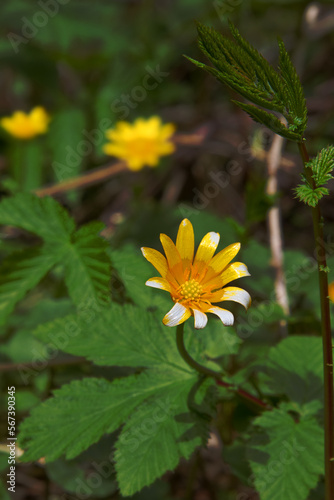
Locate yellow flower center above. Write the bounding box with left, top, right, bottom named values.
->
left=179, top=279, right=203, bottom=301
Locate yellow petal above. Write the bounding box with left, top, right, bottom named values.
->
left=220, top=262, right=250, bottom=286
left=160, top=233, right=183, bottom=278
left=194, top=232, right=220, bottom=265
left=209, top=286, right=251, bottom=309
left=141, top=247, right=168, bottom=277
left=163, top=302, right=191, bottom=327
left=192, top=232, right=220, bottom=279
left=176, top=219, right=194, bottom=270
left=204, top=242, right=241, bottom=282
left=204, top=262, right=250, bottom=290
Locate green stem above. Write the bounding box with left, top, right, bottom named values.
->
left=176, top=323, right=221, bottom=379
left=298, top=140, right=334, bottom=499
left=176, top=323, right=271, bottom=411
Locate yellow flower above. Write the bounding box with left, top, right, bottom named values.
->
left=0, top=107, right=50, bottom=140
left=103, top=116, right=175, bottom=171
left=141, top=219, right=251, bottom=329
left=329, top=282, right=334, bottom=303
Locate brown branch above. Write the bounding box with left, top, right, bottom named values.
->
left=33, top=130, right=208, bottom=198
left=34, top=161, right=128, bottom=197
left=266, top=131, right=290, bottom=336
left=216, top=379, right=271, bottom=411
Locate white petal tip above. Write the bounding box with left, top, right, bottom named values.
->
left=208, top=307, right=234, bottom=326
left=193, top=309, right=208, bottom=329
left=163, top=302, right=190, bottom=327
left=145, top=279, right=163, bottom=289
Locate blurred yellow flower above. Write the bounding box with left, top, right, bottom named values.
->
left=103, top=116, right=175, bottom=171
left=329, top=282, right=334, bottom=303
left=141, top=219, right=251, bottom=329
left=0, top=107, right=50, bottom=140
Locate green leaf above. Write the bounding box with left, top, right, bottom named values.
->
left=277, top=39, right=307, bottom=131
left=0, top=193, right=74, bottom=241
left=259, top=336, right=323, bottom=405
left=194, top=24, right=285, bottom=114
left=33, top=304, right=189, bottom=371
left=190, top=23, right=307, bottom=141
left=295, top=183, right=328, bottom=207
left=115, top=377, right=216, bottom=496
left=63, top=222, right=111, bottom=308
left=110, top=245, right=171, bottom=312
left=233, top=102, right=302, bottom=141
left=186, top=321, right=242, bottom=359
left=295, top=146, right=334, bottom=206
left=0, top=247, right=59, bottom=326
left=18, top=373, right=171, bottom=462
left=248, top=406, right=324, bottom=500
left=309, top=145, right=334, bottom=187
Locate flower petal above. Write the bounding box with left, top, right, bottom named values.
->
left=141, top=247, right=168, bottom=277
left=193, top=308, right=208, bottom=329
left=204, top=242, right=241, bottom=282
left=145, top=278, right=173, bottom=292
left=163, top=302, right=191, bottom=327
left=194, top=232, right=220, bottom=264
left=210, top=286, right=251, bottom=309
left=160, top=233, right=183, bottom=277
left=220, top=262, right=250, bottom=286
left=176, top=219, right=194, bottom=270
left=207, top=306, right=234, bottom=326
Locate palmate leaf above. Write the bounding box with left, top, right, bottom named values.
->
left=247, top=405, right=324, bottom=500
left=29, top=302, right=221, bottom=495
left=0, top=247, right=59, bottom=326
left=18, top=368, right=216, bottom=496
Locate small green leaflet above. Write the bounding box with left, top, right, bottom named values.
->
left=295, top=145, right=334, bottom=206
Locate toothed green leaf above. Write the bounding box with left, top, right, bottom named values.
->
left=189, top=22, right=307, bottom=141
left=233, top=102, right=302, bottom=141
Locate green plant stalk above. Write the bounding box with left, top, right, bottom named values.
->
left=298, top=141, right=334, bottom=498
left=176, top=323, right=270, bottom=410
